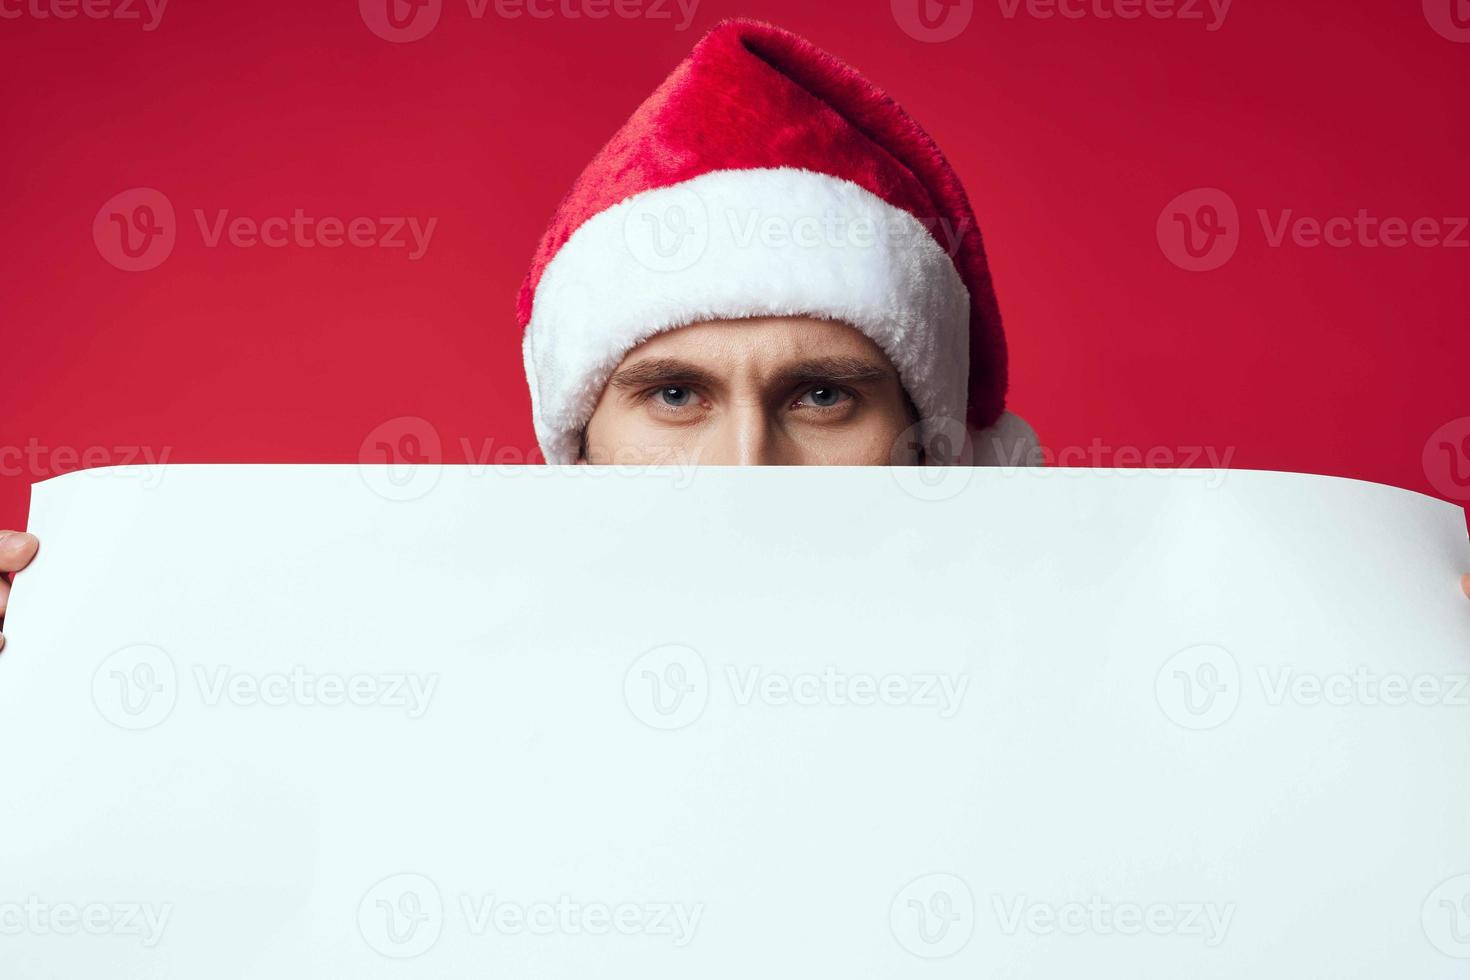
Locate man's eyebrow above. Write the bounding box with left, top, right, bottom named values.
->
left=772, top=357, right=896, bottom=388
left=607, top=358, right=720, bottom=390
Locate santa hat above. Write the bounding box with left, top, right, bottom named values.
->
left=517, top=18, right=1035, bottom=465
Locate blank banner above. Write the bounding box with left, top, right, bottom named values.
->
left=2, top=465, right=1468, bottom=978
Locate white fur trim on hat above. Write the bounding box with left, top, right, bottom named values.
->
left=972, top=411, right=1042, bottom=466
left=522, top=167, right=972, bottom=464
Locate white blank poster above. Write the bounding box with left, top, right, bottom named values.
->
left=2, top=465, right=1469, bottom=979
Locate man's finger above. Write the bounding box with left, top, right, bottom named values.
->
left=0, top=575, right=9, bottom=618
left=0, top=532, right=39, bottom=574
left=1462, top=574, right=1470, bottom=600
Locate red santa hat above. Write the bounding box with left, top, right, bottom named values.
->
left=517, top=18, right=1033, bottom=464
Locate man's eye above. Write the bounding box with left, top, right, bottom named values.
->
left=796, top=386, right=850, bottom=408
left=655, top=386, right=695, bottom=408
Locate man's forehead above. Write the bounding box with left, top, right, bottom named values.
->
left=614, top=316, right=899, bottom=380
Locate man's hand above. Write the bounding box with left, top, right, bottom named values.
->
left=0, top=531, right=40, bottom=653
left=1464, top=574, right=1470, bottom=601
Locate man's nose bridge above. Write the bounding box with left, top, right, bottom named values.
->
left=725, top=400, right=778, bottom=466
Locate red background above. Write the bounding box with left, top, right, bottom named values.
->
left=2, top=0, right=1468, bottom=530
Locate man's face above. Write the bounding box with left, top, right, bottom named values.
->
left=581, top=317, right=919, bottom=466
